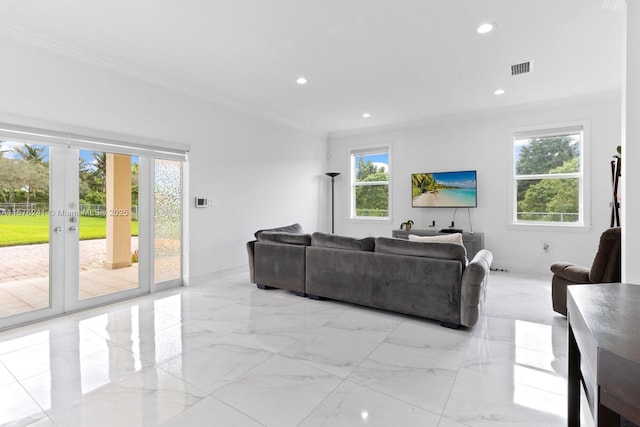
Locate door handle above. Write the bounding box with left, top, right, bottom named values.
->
left=54, top=226, right=64, bottom=233
left=69, top=226, right=78, bottom=232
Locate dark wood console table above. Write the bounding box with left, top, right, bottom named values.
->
left=567, top=283, right=640, bottom=426
left=392, top=229, right=484, bottom=259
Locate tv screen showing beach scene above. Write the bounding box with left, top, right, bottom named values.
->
left=411, top=170, right=477, bottom=208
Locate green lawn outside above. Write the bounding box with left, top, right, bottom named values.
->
left=0, top=214, right=139, bottom=247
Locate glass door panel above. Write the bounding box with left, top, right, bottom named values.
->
left=0, top=137, right=182, bottom=329
left=77, top=150, right=140, bottom=300
left=0, top=141, right=52, bottom=320
left=154, top=159, right=182, bottom=285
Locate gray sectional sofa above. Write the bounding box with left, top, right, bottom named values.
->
left=246, top=223, right=310, bottom=295
left=246, top=224, right=493, bottom=328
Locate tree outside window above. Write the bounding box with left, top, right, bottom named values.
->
left=351, top=148, right=389, bottom=219
left=513, top=128, right=583, bottom=224
left=0, top=142, right=49, bottom=207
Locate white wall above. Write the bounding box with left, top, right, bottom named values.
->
left=0, top=36, right=328, bottom=282
left=329, top=94, right=621, bottom=275
left=0, top=33, right=626, bottom=279
left=623, top=0, right=640, bottom=282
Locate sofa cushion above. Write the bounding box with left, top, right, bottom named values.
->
left=408, top=233, right=463, bottom=246
left=257, top=231, right=311, bottom=246
left=374, top=237, right=467, bottom=264
left=254, top=223, right=304, bottom=239
left=311, top=232, right=375, bottom=251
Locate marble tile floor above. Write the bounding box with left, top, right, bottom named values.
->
left=0, top=271, right=594, bottom=426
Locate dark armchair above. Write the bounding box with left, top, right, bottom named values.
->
left=550, top=227, right=621, bottom=316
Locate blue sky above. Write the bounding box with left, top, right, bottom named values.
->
left=361, top=153, right=388, bottom=164
left=1, top=141, right=50, bottom=161
left=355, top=153, right=389, bottom=173
left=1, top=141, right=138, bottom=168
left=430, top=170, right=476, bottom=188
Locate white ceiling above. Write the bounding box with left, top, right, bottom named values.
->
left=0, top=0, right=625, bottom=134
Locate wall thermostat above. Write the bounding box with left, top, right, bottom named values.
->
left=195, top=197, right=208, bottom=208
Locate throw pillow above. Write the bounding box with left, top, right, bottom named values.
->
left=408, top=233, right=463, bottom=246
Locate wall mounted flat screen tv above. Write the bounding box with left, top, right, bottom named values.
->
left=411, top=170, right=477, bottom=208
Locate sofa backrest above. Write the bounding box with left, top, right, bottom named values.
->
left=589, top=227, right=621, bottom=283
left=256, top=231, right=311, bottom=246
left=374, top=237, right=467, bottom=265
left=311, top=232, right=375, bottom=251
left=254, top=223, right=304, bottom=239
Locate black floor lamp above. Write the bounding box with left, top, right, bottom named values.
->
left=325, top=172, right=340, bottom=234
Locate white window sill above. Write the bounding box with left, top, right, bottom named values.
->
left=507, top=222, right=592, bottom=233
left=349, top=217, right=392, bottom=224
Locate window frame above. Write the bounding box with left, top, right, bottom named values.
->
left=349, top=145, right=392, bottom=222
left=508, top=122, right=591, bottom=231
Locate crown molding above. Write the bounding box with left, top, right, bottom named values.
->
left=0, top=21, right=327, bottom=138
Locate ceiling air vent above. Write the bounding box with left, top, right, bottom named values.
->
left=511, top=61, right=534, bottom=76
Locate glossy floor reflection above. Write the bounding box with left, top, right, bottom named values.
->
left=0, top=272, right=583, bottom=426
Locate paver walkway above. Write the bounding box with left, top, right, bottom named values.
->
left=0, top=238, right=140, bottom=317
left=0, top=238, right=139, bottom=283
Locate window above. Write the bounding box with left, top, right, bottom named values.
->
left=350, top=147, right=390, bottom=219
left=512, top=125, right=587, bottom=226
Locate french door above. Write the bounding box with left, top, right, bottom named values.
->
left=56, top=145, right=150, bottom=313
left=0, top=138, right=183, bottom=329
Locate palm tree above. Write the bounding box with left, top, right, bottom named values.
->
left=78, top=157, right=92, bottom=200
left=13, top=144, right=46, bottom=164
left=91, top=152, right=107, bottom=192
left=130, top=161, right=139, bottom=206
left=411, top=173, right=439, bottom=194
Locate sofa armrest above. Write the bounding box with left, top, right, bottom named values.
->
left=460, top=249, right=493, bottom=327
left=550, top=263, right=591, bottom=283
left=254, top=241, right=307, bottom=293
left=246, top=240, right=257, bottom=284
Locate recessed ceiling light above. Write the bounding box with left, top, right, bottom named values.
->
left=362, top=113, right=371, bottom=118
left=477, top=22, right=496, bottom=34
left=296, top=76, right=307, bottom=85
left=494, top=88, right=505, bottom=95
